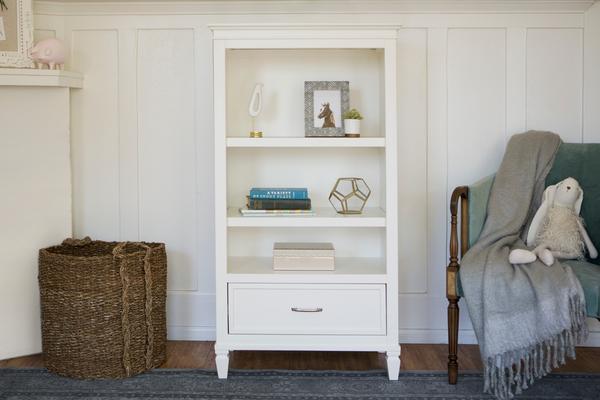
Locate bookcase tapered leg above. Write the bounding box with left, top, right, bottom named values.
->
left=386, top=348, right=401, bottom=380
left=215, top=349, right=230, bottom=379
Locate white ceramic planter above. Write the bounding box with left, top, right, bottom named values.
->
left=344, top=119, right=361, bottom=137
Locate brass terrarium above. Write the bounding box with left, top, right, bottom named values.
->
left=328, top=177, right=371, bottom=214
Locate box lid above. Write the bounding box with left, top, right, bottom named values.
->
left=273, top=242, right=334, bottom=251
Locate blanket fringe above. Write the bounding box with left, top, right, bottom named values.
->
left=483, top=294, right=588, bottom=400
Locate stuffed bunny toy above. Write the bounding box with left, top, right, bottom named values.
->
left=509, top=177, right=598, bottom=266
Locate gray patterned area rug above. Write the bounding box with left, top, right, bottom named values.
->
left=1, top=368, right=599, bottom=400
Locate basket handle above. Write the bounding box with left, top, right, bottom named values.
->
left=61, top=236, right=92, bottom=247
left=112, top=242, right=155, bottom=376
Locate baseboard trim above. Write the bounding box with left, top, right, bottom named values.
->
left=167, top=326, right=600, bottom=347
left=168, top=326, right=216, bottom=341
left=397, top=329, right=478, bottom=344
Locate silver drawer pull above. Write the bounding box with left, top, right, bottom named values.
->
left=291, top=307, right=323, bottom=313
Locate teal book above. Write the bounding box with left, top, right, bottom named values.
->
left=249, top=187, right=308, bottom=200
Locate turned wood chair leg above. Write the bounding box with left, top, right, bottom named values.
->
left=448, top=298, right=460, bottom=385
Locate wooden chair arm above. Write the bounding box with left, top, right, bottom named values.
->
left=446, top=186, right=469, bottom=299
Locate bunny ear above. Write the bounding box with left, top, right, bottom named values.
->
left=543, top=184, right=557, bottom=206
left=575, top=187, right=584, bottom=215
left=527, top=184, right=557, bottom=246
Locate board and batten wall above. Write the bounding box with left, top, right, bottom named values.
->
left=31, top=0, right=600, bottom=346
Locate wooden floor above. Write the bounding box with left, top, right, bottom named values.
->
left=2, top=342, right=600, bottom=373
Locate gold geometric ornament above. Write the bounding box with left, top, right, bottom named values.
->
left=328, top=177, right=371, bottom=214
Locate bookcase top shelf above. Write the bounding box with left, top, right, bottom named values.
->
left=227, top=256, right=387, bottom=284
left=226, top=137, right=386, bottom=148
left=227, top=207, right=386, bottom=228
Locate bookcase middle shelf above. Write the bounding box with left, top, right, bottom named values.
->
left=226, top=206, right=386, bottom=227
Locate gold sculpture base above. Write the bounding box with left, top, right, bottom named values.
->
left=336, top=210, right=362, bottom=215
left=249, top=130, right=263, bottom=138
left=345, top=133, right=360, bottom=138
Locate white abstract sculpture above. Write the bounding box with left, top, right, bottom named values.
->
left=248, top=83, right=263, bottom=134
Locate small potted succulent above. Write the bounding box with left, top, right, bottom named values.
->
left=342, top=108, right=363, bottom=137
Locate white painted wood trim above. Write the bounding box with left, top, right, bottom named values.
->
left=0, top=69, right=83, bottom=88
left=213, top=37, right=229, bottom=368
left=383, top=38, right=400, bottom=352
left=34, top=1, right=598, bottom=17
left=226, top=137, right=385, bottom=148
left=211, top=26, right=400, bottom=40
left=227, top=207, right=386, bottom=228
left=227, top=257, right=387, bottom=284
left=222, top=38, right=395, bottom=49
left=168, top=327, right=600, bottom=347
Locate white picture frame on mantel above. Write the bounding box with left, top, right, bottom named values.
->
left=0, top=0, right=33, bottom=68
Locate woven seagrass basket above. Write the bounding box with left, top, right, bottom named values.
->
left=38, top=237, right=167, bottom=379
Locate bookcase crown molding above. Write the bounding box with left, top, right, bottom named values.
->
left=34, top=0, right=597, bottom=17
left=209, top=24, right=401, bottom=40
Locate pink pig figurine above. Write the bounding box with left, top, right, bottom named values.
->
left=30, top=38, right=66, bottom=70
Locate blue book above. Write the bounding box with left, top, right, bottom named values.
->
left=249, top=187, right=308, bottom=200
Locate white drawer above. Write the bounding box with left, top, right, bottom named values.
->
left=228, top=283, right=386, bottom=335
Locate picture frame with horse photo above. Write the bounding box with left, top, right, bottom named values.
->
left=304, top=81, right=349, bottom=137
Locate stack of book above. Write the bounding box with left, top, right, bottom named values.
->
left=273, top=242, right=335, bottom=271
left=239, top=187, right=314, bottom=216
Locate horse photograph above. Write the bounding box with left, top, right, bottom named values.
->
left=317, top=102, right=336, bottom=128
left=313, top=90, right=342, bottom=128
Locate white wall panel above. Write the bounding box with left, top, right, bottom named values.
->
left=71, top=30, right=120, bottom=240
left=526, top=28, right=583, bottom=142
left=445, top=29, right=507, bottom=334
left=506, top=28, right=527, bottom=135
left=118, top=29, right=141, bottom=241
left=30, top=5, right=599, bottom=345
left=137, top=29, right=198, bottom=291
left=426, top=28, right=448, bottom=300
left=397, top=29, right=428, bottom=294
left=584, top=3, right=600, bottom=142
left=34, top=29, right=56, bottom=41
left=194, top=27, right=217, bottom=294
left=447, top=28, right=507, bottom=189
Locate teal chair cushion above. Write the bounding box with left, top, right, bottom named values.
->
left=546, top=143, right=600, bottom=266
left=468, top=175, right=495, bottom=248
left=457, top=143, right=600, bottom=317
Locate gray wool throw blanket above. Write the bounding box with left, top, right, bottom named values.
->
left=460, top=131, right=589, bottom=400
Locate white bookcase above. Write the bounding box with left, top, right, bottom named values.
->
left=212, top=25, right=399, bottom=379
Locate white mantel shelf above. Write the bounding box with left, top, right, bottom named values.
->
left=0, top=69, right=83, bottom=89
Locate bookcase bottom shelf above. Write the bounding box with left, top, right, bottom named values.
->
left=227, top=256, right=387, bottom=283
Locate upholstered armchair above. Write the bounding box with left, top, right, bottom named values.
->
left=445, top=143, right=600, bottom=384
